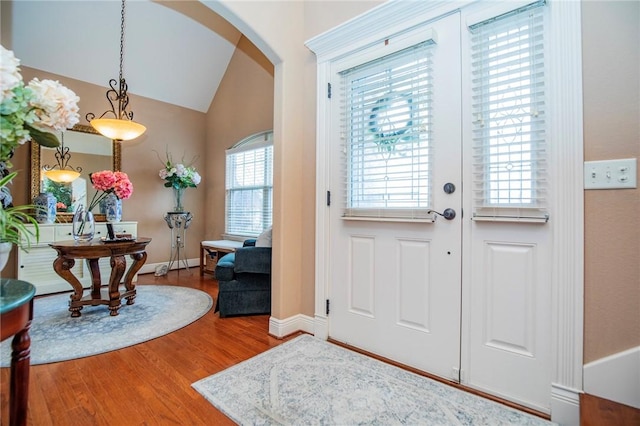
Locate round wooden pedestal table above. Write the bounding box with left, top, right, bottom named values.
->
left=1, top=278, right=36, bottom=426
left=49, top=238, right=152, bottom=317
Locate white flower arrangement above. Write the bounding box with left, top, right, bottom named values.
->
left=1, top=45, right=80, bottom=166
left=158, top=150, right=202, bottom=189
left=1, top=45, right=80, bottom=250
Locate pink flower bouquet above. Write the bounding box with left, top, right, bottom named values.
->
left=86, top=170, right=133, bottom=212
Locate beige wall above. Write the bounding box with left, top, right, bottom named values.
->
left=299, top=0, right=386, bottom=319
left=222, top=0, right=640, bottom=363
left=217, top=0, right=383, bottom=319
left=582, top=1, right=640, bottom=363
left=205, top=35, right=275, bottom=242
left=4, top=0, right=637, bottom=366
left=213, top=0, right=309, bottom=320
left=303, top=0, right=384, bottom=40
left=5, top=66, right=208, bottom=273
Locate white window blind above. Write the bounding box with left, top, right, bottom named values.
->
left=340, top=40, right=435, bottom=220
left=470, top=1, right=548, bottom=222
left=225, top=131, right=273, bottom=237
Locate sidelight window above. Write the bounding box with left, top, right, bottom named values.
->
left=470, top=1, right=548, bottom=221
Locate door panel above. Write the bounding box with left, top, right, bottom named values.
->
left=463, top=223, right=551, bottom=412
left=483, top=241, right=537, bottom=356
left=349, top=235, right=375, bottom=317
left=397, top=239, right=432, bottom=331
left=459, top=1, right=553, bottom=412
left=329, top=13, right=463, bottom=382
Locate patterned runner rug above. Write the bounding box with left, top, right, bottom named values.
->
left=193, top=334, right=555, bottom=425
left=1, top=285, right=212, bottom=366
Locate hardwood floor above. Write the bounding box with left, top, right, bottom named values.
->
left=581, top=393, right=640, bottom=426
left=2, top=271, right=638, bottom=425
left=0, top=271, right=300, bottom=425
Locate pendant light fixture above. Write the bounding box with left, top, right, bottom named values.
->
left=42, top=132, right=81, bottom=183
left=86, top=0, right=146, bottom=141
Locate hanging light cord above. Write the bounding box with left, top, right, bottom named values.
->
left=118, top=0, right=125, bottom=93
left=85, top=0, right=135, bottom=123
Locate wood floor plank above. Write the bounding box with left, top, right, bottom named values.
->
left=3, top=270, right=634, bottom=425
left=11, top=368, right=54, bottom=426
left=55, top=363, right=110, bottom=425
left=581, top=393, right=640, bottom=426
left=1, top=271, right=295, bottom=425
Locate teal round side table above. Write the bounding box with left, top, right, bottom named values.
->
left=1, top=278, right=36, bottom=426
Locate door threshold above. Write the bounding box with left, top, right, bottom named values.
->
left=328, top=338, right=551, bottom=421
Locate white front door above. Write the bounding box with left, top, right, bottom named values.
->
left=328, top=13, right=463, bottom=382
left=323, top=4, right=554, bottom=413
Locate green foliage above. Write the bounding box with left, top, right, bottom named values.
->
left=0, top=172, right=41, bottom=250
left=24, top=123, right=61, bottom=148
left=0, top=85, right=35, bottom=164
left=43, top=179, right=72, bottom=210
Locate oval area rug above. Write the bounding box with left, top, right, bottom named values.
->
left=0, top=285, right=212, bottom=366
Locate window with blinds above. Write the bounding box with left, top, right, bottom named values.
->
left=340, top=40, right=435, bottom=220
left=225, top=131, right=273, bottom=237
left=470, top=1, right=548, bottom=222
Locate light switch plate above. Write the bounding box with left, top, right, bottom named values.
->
left=584, top=158, right=637, bottom=189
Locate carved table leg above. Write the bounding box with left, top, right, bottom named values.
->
left=107, top=255, right=126, bottom=316
left=123, top=252, right=147, bottom=305
left=10, top=303, right=32, bottom=426
left=52, top=256, right=84, bottom=317
left=86, top=258, right=102, bottom=302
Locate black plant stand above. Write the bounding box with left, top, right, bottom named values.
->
left=164, top=211, right=192, bottom=274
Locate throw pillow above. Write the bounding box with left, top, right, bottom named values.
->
left=256, top=227, right=272, bottom=247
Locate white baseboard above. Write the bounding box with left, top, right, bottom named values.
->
left=551, top=383, right=581, bottom=426
left=584, top=346, right=640, bottom=409
left=139, top=257, right=200, bottom=275
left=269, top=314, right=315, bottom=338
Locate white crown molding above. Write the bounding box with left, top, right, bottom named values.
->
left=305, top=0, right=461, bottom=61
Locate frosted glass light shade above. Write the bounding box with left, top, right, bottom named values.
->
left=44, top=169, right=81, bottom=183
left=90, top=118, right=146, bottom=141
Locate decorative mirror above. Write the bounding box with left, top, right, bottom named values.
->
left=30, top=124, right=121, bottom=222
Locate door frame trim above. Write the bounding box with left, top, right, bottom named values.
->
left=546, top=1, right=584, bottom=423
left=306, top=1, right=583, bottom=424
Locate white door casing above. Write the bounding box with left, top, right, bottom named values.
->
left=307, top=1, right=584, bottom=423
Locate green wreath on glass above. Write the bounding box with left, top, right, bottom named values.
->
left=368, top=93, right=413, bottom=152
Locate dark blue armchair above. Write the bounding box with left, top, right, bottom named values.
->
left=214, top=239, right=271, bottom=317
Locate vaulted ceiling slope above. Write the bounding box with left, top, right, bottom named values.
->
left=9, top=0, right=240, bottom=113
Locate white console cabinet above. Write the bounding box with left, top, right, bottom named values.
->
left=18, top=222, right=137, bottom=295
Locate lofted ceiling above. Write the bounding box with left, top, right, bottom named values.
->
left=8, top=0, right=242, bottom=113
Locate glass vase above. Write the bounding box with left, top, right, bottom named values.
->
left=72, top=204, right=95, bottom=242
left=173, top=187, right=185, bottom=212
